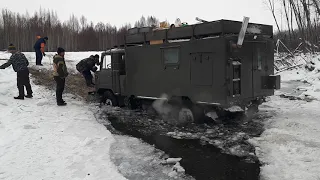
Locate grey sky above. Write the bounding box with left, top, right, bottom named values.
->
left=4, top=0, right=277, bottom=29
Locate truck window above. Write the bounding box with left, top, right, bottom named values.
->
left=162, top=47, right=180, bottom=64
left=120, top=55, right=126, bottom=75
left=102, top=55, right=111, bottom=69
left=257, top=47, right=262, bottom=70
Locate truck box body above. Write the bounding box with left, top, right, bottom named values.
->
left=95, top=19, right=280, bottom=110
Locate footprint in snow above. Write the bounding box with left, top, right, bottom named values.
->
left=0, top=101, right=8, bottom=106
left=36, top=100, right=50, bottom=106
left=23, top=125, right=38, bottom=129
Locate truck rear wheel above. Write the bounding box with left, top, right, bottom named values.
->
left=177, top=107, right=194, bottom=124
left=103, top=91, right=118, bottom=106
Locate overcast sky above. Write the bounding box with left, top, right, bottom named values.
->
left=3, top=0, right=278, bottom=29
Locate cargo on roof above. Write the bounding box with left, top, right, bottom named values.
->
left=122, top=19, right=273, bottom=46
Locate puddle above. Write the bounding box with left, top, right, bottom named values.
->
left=280, top=80, right=311, bottom=96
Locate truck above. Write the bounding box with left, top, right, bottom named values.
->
left=94, top=18, right=281, bottom=123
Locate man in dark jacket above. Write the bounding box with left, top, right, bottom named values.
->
left=53, top=47, right=68, bottom=106
left=34, top=36, right=48, bottom=66
left=0, top=44, right=33, bottom=99
left=76, top=54, right=100, bottom=87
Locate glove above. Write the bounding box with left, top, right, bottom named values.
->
left=43, top=52, right=46, bottom=57
left=92, top=66, right=98, bottom=72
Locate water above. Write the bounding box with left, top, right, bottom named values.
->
left=107, top=114, right=260, bottom=180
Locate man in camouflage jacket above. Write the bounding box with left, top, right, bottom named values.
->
left=76, top=54, right=100, bottom=87
left=53, top=47, right=68, bottom=106
left=0, top=44, right=33, bottom=99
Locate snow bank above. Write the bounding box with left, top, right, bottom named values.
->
left=279, top=53, right=320, bottom=100
left=0, top=67, right=126, bottom=179
left=0, top=51, right=103, bottom=73
left=249, top=96, right=320, bottom=180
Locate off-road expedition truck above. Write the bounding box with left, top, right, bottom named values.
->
left=94, top=18, right=280, bottom=123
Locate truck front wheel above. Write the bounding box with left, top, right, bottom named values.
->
left=103, top=91, right=118, bottom=107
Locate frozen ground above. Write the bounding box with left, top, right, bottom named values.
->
left=249, top=53, right=320, bottom=180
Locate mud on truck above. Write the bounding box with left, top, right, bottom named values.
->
left=93, top=18, right=281, bottom=123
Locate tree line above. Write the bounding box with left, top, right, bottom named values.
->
left=267, top=0, right=320, bottom=52
left=3, top=4, right=318, bottom=53
left=0, top=8, right=159, bottom=52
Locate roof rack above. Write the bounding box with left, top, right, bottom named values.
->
left=122, top=19, right=273, bottom=46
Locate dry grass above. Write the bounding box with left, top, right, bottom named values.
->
left=29, top=68, right=95, bottom=101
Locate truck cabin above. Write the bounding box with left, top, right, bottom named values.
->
left=100, top=49, right=126, bottom=75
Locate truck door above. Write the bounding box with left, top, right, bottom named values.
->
left=96, top=54, right=112, bottom=90
left=111, top=53, right=122, bottom=94
left=228, top=41, right=253, bottom=99
left=252, top=41, right=268, bottom=97
left=190, top=52, right=213, bottom=86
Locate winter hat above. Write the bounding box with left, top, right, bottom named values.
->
left=8, top=44, right=16, bottom=51
left=57, top=47, right=65, bottom=54
left=94, top=54, right=99, bottom=58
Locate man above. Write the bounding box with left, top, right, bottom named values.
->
left=53, top=47, right=68, bottom=106
left=34, top=36, right=48, bottom=66
left=0, top=44, right=33, bottom=99
left=76, top=54, right=100, bottom=87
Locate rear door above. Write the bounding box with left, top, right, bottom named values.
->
left=252, top=41, right=268, bottom=97
left=229, top=41, right=253, bottom=99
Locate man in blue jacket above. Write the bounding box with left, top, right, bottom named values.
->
left=0, top=44, right=33, bottom=99
left=34, top=36, right=48, bottom=66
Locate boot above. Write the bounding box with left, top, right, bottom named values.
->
left=57, top=101, right=67, bottom=106
left=14, top=96, right=24, bottom=100
left=25, top=94, right=33, bottom=98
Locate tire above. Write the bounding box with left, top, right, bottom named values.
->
left=191, top=105, right=206, bottom=123
left=103, top=91, right=118, bottom=106
left=177, top=107, right=194, bottom=124
left=124, top=96, right=137, bottom=110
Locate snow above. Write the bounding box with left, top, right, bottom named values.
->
left=4, top=49, right=320, bottom=180
left=0, top=65, right=126, bottom=179
left=246, top=25, right=262, bottom=34
left=249, top=96, right=320, bottom=180
left=249, top=53, right=320, bottom=180
left=0, top=51, right=192, bottom=180
left=0, top=51, right=104, bottom=74
left=279, top=53, right=320, bottom=100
